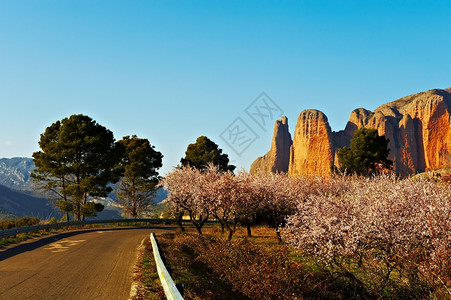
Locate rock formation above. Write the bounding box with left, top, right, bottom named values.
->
left=251, top=87, right=451, bottom=176
left=288, top=110, right=334, bottom=177
left=250, top=117, right=292, bottom=174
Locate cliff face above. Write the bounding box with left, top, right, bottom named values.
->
left=362, top=88, right=451, bottom=175
left=250, top=87, right=451, bottom=176
left=288, top=110, right=334, bottom=177
left=250, top=116, right=292, bottom=174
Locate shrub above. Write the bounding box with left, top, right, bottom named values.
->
left=0, top=216, right=40, bottom=230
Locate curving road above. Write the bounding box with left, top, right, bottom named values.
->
left=0, top=226, right=176, bottom=300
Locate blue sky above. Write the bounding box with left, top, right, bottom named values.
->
left=1, top=0, right=450, bottom=175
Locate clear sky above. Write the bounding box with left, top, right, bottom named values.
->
left=1, top=0, right=450, bottom=176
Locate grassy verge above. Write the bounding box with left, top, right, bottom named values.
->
left=0, top=228, right=67, bottom=247
left=131, top=237, right=165, bottom=300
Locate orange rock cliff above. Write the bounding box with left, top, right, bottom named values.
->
left=250, top=87, right=451, bottom=176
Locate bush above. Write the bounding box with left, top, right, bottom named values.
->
left=0, top=216, right=40, bottom=230
left=48, top=217, right=58, bottom=224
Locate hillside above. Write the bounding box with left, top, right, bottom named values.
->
left=0, top=184, right=60, bottom=219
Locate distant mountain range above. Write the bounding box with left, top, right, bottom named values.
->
left=0, top=157, right=56, bottom=219
left=0, top=157, right=36, bottom=193
left=0, top=157, right=168, bottom=220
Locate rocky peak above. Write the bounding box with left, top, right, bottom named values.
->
left=250, top=117, right=292, bottom=174
left=288, top=110, right=334, bottom=177
left=344, top=108, right=373, bottom=136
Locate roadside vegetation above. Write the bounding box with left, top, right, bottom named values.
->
left=0, top=217, right=63, bottom=247
left=138, top=227, right=251, bottom=299
left=131, top=236, right=165, bottom=300
left=0, top=216, right=40, bottom=230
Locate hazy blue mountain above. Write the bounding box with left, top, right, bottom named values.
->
left=0, top=184, right=61, bottom=219
left=154, top=187, right=168, bottom=203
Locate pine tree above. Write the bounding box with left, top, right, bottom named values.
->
left=116, top=135, right=163, bottom=218
left=32, top=114, right=122, bottom=220
left=181, top=136, right=235, bottom=172
left=337, top=128, right=392, bottom=175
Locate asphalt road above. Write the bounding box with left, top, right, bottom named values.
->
left=0, top=226, right=176, bottom=300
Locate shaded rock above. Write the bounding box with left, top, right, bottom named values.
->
left=250, top=117, right=292, bottom=174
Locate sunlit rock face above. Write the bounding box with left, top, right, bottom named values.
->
left=288, top=110, right=334, bottom=177
left=344, top=88, right=451, bottom=176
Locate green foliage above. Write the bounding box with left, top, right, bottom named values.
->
left=337, top=128, right=392, bottom=175
left=116, top=135, right=163, bottom=218
left=0, top=216, right=40, bottom=230
left=0, top=235, right=33, bottom=247
left=56, top=200, right=73, bottom=214
left=55, top=200, right=73, bottom=223
left=140, top=241, right=165, bottom=299
left=180, top=136, right=235, bottom=172
left=81, top=202, right=104, bottom=217
left=32, top=114, right=122, bottom=221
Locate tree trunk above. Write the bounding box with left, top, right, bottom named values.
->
left=246, top=224, right=252, bottom=237
left=176, top=213, right=185, bottom=232
left=194, top=223, right=202, bottom=234
left=177, top=220, right=185, bottom=232
left=228, top=229, right=234, bottom=241
left=276, top=228, right=282, bottom=243
left=74, top=202, right=81, bottom=221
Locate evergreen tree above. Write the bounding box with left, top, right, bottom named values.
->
left=181, top=136, right=235, bottom=172
left=32, top=114, right=122, bottom=221
left=337, top=128, right=392, bottom=175
left=116, top=135, right=163, bottom=218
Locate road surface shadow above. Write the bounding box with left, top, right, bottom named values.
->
left=0, top=226, right=176, bottom=261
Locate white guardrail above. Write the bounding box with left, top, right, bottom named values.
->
left=150, top=232, right=184, bottom=300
